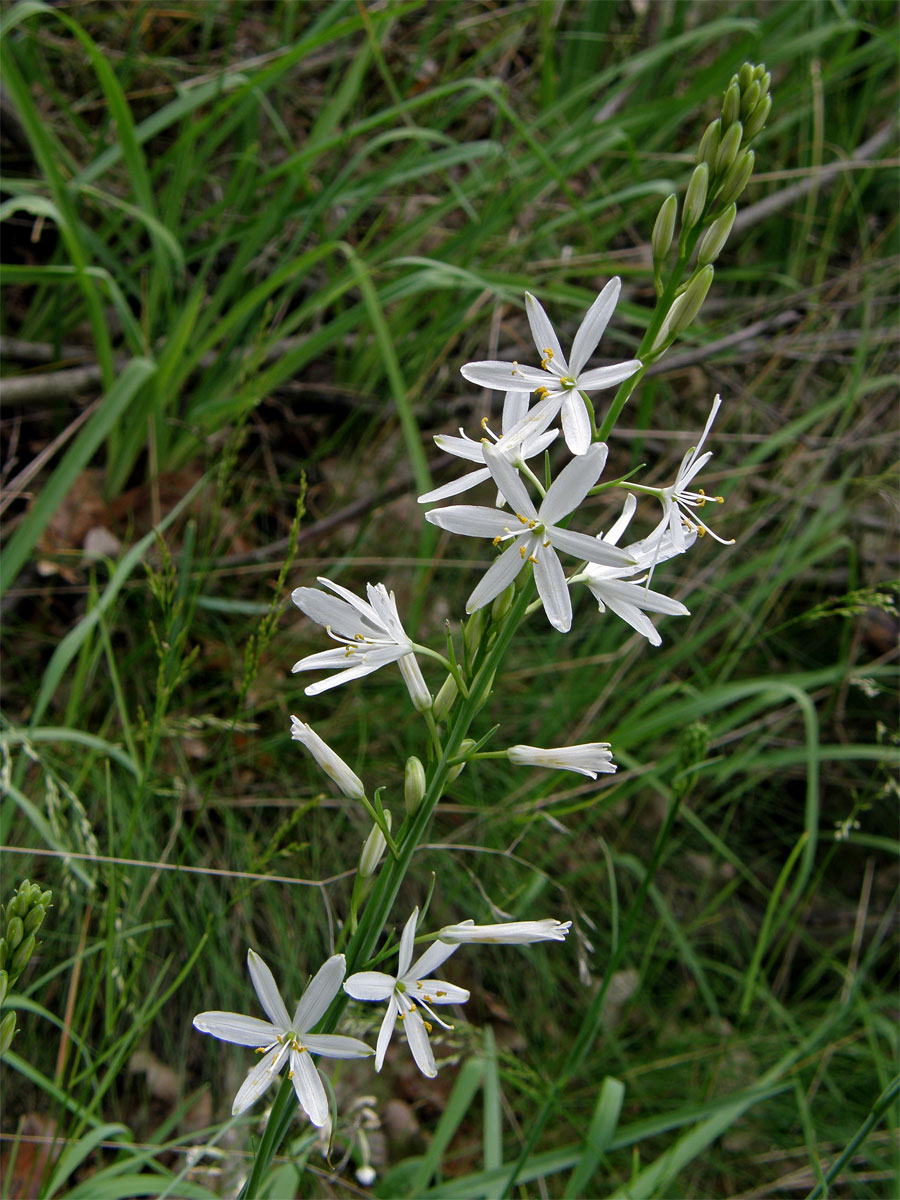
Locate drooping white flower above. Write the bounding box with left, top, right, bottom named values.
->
left=425, top=442, right=633, bottom=633
left=292, top=579, right=431, bottom=710
left=507, top=743, right=617, bottom=778
left=460, top=280, right=641, bottom=456
left=193, top=951, right=372, bottom=1126
left=343, top=909, right=469, bottom=1078
left=290, top=716, right=366, bottom=800
left=438, top=918, right=572, bottom=944
left=643, top=395, right=733, bottom=551
left=579, top=494, right=693, bottom=646
left=418, top=390, right=558, bottom=506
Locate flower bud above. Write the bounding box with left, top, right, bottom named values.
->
left=738, top=62, right=754, bottom=92
left=682, top=164, right=708, bottom=230
left=404, top=756, right=427, bottom=815
left=24, top=905, right=48, bottom=936
left=432, top=674, right=458, bottom=723
left=491, top=582, right=515, bottom=622
left=11, top=933, right=35, bottom=975
left=358, top=810, right=391, bottom=879
left=652, top=193, right=677, bottom=263
left=0, top=970, right=7, bottom=1008
left=697, top=203, right=736, bottom=266
left=757, top=69, right=771, bottom=94
left=0, top=1010, right=16, bottom=1056
left=721, top=81, right=741, bottom=128
left=290, top=717, right=366, bottom=802
left=398, top=656, right=432, bottom=713
left=715, top=120, right=743, bottom=175
left=743, top=94, right=771, bottom=142
left=463, top=608, right=484, bottom=658
left=740, top=79, right=761, bottom=120
left=657, top=266, right=714, bottom=346
left=0, top=941, right=6, bottom=972
left=718, top=148, right=755, bottom=205
left=447, top=739, right=475, bottom=784
left=5, top=917, right=23, bottom=953
left=697, top=119, right=721, bottom=168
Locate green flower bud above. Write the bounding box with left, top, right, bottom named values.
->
left=697, top=119, right=721, bottom=168
left=756, top=69, right=771, bottom=94
left=463, top=608, right=484, bottom=658
left=491, top=583, right=515, bottom=622
left=682, top=163, right=708, bottom=230
left=358, top=810, right=391, bottom=879
left=0, top=970, right=7, bottom=1008
left=0, top=1010, right=16, bottom=1056
left=433, top=674, right=458, bottom=723
left=721, top=81, right=741, bottom=128
left=740, top=80, right=761, bottom=120
left=653, top=266, right=715, bottom=350
left=718, top=148, right=755, bottom=205
left=24, top=905, right=48, bottom=936
left=404, top=756, right=427, bottom=816
left=674, top=720, right=712, bottom=799
left=697, top=203, right=736, bottom=266
left=11, top=934, right=35, bottom=975
left=743, top=94, right=771, bottom=142
left=738, top=63, right=754, bottom=92
left=447, top=739, right=475, bottom=784
left=715, top=120, right=743, bottom=175
left=0, top=941, right=6, bottom=972
left=752, top=62, right=767, bottom=81
left=652, top=193, right=678, bottom=263
left=5, top=918, right=23, bottom=953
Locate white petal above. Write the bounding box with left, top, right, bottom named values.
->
left=375, top=999, right=398, bottom=1071
left=410, top=977, right=470, bottom=1005
left=398, top=908, right=419, bottom=977
left=525, top=292, right=567, bottom=371
left=595, top=577, right=689, bottom=617
left=603, top=494, right=637, bottom=547
left=231, top=1044, right=287, bottom=1116
left=293, top=954, right=345, bottom=1032
left=425, top=504, right=519, bottom=539
left=501, top=389, right=529, bottom=432
left=303, top=1032, right=373, bottom=1059
left=577, top=360, right=642, bottom=392
left=247, top=949, right=291, bottom=1030
left=483, top=442, right=537, bottom=518
left=550, top=526, right=633, bottom=566
left=418, top=469, right=492, bottom=505
left=290, top=1047, right=329, bottom=1127
left=302, top=660, right=387, bottom=695
left=540, top=443, right=608, bottom=525
left=598, top=596, right=663, bottom=645
left=434, top=432, right=485, bottom=463
left=192, top=1012, right=278, bottom=1047
left=407, top=938, right=461, bottom=981
left=559, top=391, right=593, bottom=456
left=533, top=546, right=571, bottom=632
left=343, top=971, right=397, bottom=1002
left=461, top=361, right=551, bottom=391
left=569, top=278, right=621, bottom=377
left=402, top=1005, right=437, bottom=1078
left=291, top=589, right=371, bottom=640
left=466, top=537, right=529, bottom=612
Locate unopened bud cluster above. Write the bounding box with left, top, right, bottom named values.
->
left=650, top=62, right=772, bottom=351
left=0, top=879, right=52, bottom=1055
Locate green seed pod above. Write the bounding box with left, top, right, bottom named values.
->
left=668, top=265, right=714, bottom=339
left=738, top=62, right=754, bottom=92
left=5, top=917, right=23, bottom=953
left=740, top=79, right=761, bottom=120
left=447, top=739, right=475, bottom=784
left=404, top=756, right=427, bottom=816
left=715, top=120, right=743, bottom=175
left=721, top=80, right=741, bottom=129
left=491, top=583, right=515, bottom=622
left=743, top=94, right=771, bottom=142
left=697, top=203, right=736, bottom=266
left=697, top=119, right=721, bottom=168
left=432, top=674, right=458, bottom=723
left=718, top=148, right=755, bottom=205
left=682, top=163, right=708, bottom=230
left=652, top=193, right=677, bottom=263
left=11, top=933, right=35, bottom=975
left=0, top=1010, right=16, bottom=1056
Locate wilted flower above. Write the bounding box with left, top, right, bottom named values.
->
left=343, top=909, right=469, bottom=1078
left=438, top=918, right=572, bottom=944
left=507, top=743, right=616, bottom=778
left=290, top=717, right=366, bottom=800
left=193, top=951, right=372, bottom=1126
left=292, top=579, right=431, bottom=710
left=460, top=280, right=641, bottom=455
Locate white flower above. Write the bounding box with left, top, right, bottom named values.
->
left=193, top=951, right=372, bottom=1126
left=579, top=494, right=693, bottom=646
left=418, top=390, right=558, bottom=505
left=343, top=908, right=469, bottom=1078
left=508, top=743, right=617, bottom=778
left=290, top=716, right=366, bottom=800
left=645, top=395, right=733, bottom=551
left=292, top=579, right=431, bottom=711
left=438, top=918, right=572, bottom=944
left=425, top=442, right=633, bottom=633
left=460, top=279, right=641, bottom=455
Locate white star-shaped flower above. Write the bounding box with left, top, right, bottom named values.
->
left=580, top=494, right=694, bottom=646
left=418, top=390, right=558, bottom=506
left=193, top=951, right=372, bottom=1126
left=292, top=579, right=431, bottom=711
left=425, top=442, right=632, bottom=633
left=460, top=279, right=641, bottom=456
left=343, top=909, right=469, bottom=1078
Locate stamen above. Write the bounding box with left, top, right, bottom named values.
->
left=540, top=347, right=554, bottom=369
left=528, top=554, right=539, bottom=564
left=481, top=416, right=489, bottom=430
left=424, top=1021, right=433, bottom=1033
left=535, top=386, right=549, bottom=400
left=519, top=546, right=528, bottom=559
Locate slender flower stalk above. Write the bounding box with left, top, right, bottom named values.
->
left=290, top=717, right=366, bottom=800
left=460, top=280, right=641, bottom=455
left=426, top=442, right=633, bottom=632
left=437, top=919, right=572, bottom=944
left=292, top=579, right=432, bottom=710
left=507, top=743, right=616, bottom=778
left=193, top=952, right=372, bottom=1126
left=343, top=909, right=469, bottom=1078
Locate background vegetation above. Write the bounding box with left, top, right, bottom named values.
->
left=1, top=1, right=897, bottom=1196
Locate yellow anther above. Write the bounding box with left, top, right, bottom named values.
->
left=424, top=994, right=434, bottom=1003
left=424, top=1021, right=433, bottom=1033
left=540, top=347, right=554, bottom=369
left=543, top=538, right=551, bottom=547
left=481, top=415, right=489, bottom=430
left=344, top=646, right=355, bottom=657
left=492, top=535, right=503, bottom=547
left=516, top=513, right=530, bottom=525
left=528, top=553, right=539, bottom=564
left=519, top=545, right=528, bottom=559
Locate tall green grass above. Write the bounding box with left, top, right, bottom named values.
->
left=1, top=1, right=897, bottom=1197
